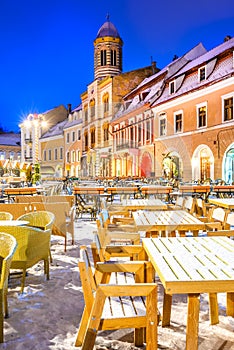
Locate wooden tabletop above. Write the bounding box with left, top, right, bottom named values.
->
left=142, top=236, right=234, bottom=350
left=133, top=209, right=205, bottom=234
left=0, top=220, right=29, bottom=226
left=108, top=198, right=168, bottom=211
left=208, top=198, right=234, bottom=209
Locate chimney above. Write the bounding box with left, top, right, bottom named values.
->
left=151, top=57, right=157, bottom=74
left=224, top=35, right=232, bottom=42
left=67, top=104, right=72, bottom=114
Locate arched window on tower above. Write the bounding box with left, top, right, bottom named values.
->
left=110, top=49, right=117, bottom=66
left=101, top=50, right=107, bottom=66
left=103, top=93, right=109, bottom=114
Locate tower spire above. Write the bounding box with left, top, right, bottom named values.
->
left=106, top=13, right=110, bottom=21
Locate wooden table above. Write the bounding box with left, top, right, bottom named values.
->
left=108, top=198, right=168, bottom=211
left=142, top=236, right=234, bottom=350
left=0, top=220, right=29, bottom=226
left=4, top=187, right=37, bottom=201
left=140, top=186, right=173, bottom=201
left=208, top=198, right=234, bottom=210
left=133, top=209, right=205, bottom=236
left=212, top=185, right=234, bottom=197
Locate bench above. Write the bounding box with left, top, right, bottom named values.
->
left=75, top=245, right=158, bottom=350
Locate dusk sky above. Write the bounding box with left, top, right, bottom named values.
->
left=0, top=0, right=233, bottom=132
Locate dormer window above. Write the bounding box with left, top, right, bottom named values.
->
left=199, top=66, right=206, bottom=82
left=169, top=81, right=175, bottom=94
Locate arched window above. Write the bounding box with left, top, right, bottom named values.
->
left=101, top=50, right=106, bottom=66
left=110, top=49, right=116, bottom=66
left=90, top=99, right=95, bottom=118
left=84, top=104, right=88, bottom=122
left=103, top=93, right=109, bottom=113
left=103, top=123, right=109, bottom=142
left=91, top=128, right=96, bottom=148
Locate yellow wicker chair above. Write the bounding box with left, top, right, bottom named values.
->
left=0, top=232, right=17, bottom=343
left=16, top=210, right=55, bottom=230
left=0, top=225, right=51, bottom=293
left=0, top=212, right=13, bottom=221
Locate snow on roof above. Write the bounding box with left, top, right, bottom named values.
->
left=0, top=133, right=21, bottom=146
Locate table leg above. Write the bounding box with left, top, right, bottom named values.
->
left=162, top=292, right=172, bottom=327
left=186, top=293, right=200, bottom=350
left=227, top=292, right=234, bottom=316
left=209, top=293, right=219, bottom=324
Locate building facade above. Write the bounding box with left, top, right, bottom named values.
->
left=111, top=36, right=234, bottom=183
left=80, top=17, right=158, bottom=178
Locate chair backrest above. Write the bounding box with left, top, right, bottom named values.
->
left=183, top=196, right=196, bottom=214
left=224, top=212, right=234, bottom=229
left=0, top=212, right=13, bottom=220
left=210, top=207, right=229, bottom=225
left=17, top=211, right=55, bottom=230
left=0, top=232, right=17, bottom=289
left=175, top=196, right=184, bottom=207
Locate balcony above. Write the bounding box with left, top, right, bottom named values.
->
left=116, top=141, right=138, bottom=151
left=25, top=138, right=33, bottom=145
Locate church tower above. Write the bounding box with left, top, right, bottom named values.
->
left=94, top=15, right=123, bottom=80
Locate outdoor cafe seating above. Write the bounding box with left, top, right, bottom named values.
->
left=0, top=232, right=17, bottom=343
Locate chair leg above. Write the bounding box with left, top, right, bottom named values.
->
left=20, top=270, right=27, bottom=294
left=75, top=307, right=89, bottom=347
left=0, top=290, right=3, bottom=343
left=3, top=288, right=9, bottom=318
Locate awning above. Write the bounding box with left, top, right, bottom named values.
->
left=40, top=166, right=55, bottom=175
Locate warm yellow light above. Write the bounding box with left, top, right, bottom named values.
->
left=24, top=120, right=31, bottom=128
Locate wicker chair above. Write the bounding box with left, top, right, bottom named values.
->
left=16, top=211, right=55, bottom=230
left=0, top=225, right=51, bottom=293
left=0, top=212, right=13, bottom=221
left=0, top=232, right=17, bottom=343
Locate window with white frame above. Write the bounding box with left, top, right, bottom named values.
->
left=77, top=150, right=80, bottom=161
left=222, top=94, right=233, bottom=122
left=72, top=131, right=75, bottom=142
left=60, top=147, right=63, bottom=160
left=0, top=151, right=5, bottom=160
left=159, top=114, right=166, bottom=136
left=54, top=148, right=58, bottom=160
left=48, top=149, right=51, bottom=161
left=43, top=150, right=46, bottom=161
left=174, top=112, right=183, bottom=133
left=66, top=133, right=70, bottom=143
left=72, top=150, right=76, bottom=162
left=77, top=130, right=81, bottom=140
left=199, top=66, right=206, bottom=82
left=66, top=151, right=70, bottom=163
left=197, top=103, right=207, bottom=128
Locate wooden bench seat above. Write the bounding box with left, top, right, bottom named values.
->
left=75, top=245, right=158, bottom=350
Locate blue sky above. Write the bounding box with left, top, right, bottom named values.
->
left=0, top=0, right=233, bottom=132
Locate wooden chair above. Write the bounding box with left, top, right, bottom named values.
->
left=183, top=196, right=196, bottom=215
left=194, top=197, right=214, bottom=218
left=75, top=245, right=158, bottom=350
left=0, top=232, right=17, bottom=343
left=92, top=230, right=143, bottom=266
left=0, top=212, right=13, bottom=220
left=205, top=207, right=229, bottom=230
left=97, top=209, right=136, bottom=232
left=167, top=196, right=184, bottom=210
left=0, top=226, right=51, bottom=293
